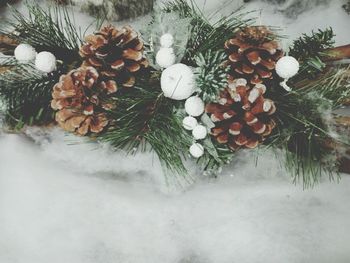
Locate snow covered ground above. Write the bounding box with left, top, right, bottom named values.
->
left=1, top=0, right=350, bottom=262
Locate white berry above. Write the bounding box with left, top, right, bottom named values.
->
left=156, top=48, right=176, bottom=68
left=192, top=125, right=207, bottom=140
left=161, top=63, right=195, bottom=100
left=276, top=56, right=299, bottom=79
left=160, top=33, right=174, bottom=48
left=185, top=96, right=204, bottom=117
left=14, top=44, right=36, bottom=62
left=35, top=51, right=57, bottom=73
left=183, top=116, right=198, bottom=130
left=189, top=143, right=204, bottom=158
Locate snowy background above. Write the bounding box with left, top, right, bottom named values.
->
left=1, top=0, right=350, bottom=262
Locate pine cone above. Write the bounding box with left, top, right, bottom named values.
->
left=225, top=26, right=283, bottom=85
left=79, top=25, right=148, bottom=88
left=205, top=78, right=276, bottom=150
left=51, top=67, right=117, bottom=135
left=0, top=34, right=18, bottom=55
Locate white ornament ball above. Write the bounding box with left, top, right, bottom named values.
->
left=183, top=116, right=198, bottom=130
left=156, top=48, right=176, bottom=68
left=14, top=44, right=36, bottom=62
left=35, top=51, right=57, bottom=73
left=192, top=125, right=207, bottom=140
left=160, top=33, right=174, bottom=48
left=185, top=96, right=204, bottom=117
left=161, top=63, right=195, bottom=100
left=276, top=56, right=299, bottom=79
left=189, top=143, right=204, bottom=158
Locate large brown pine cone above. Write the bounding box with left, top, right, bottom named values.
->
left=51, top=67, right=117, bottom=135
left=79, top=25, right=148, bottom=88
left=225, top=26, right=283, bottom=85
left=205, top=78, right=276, bottom=150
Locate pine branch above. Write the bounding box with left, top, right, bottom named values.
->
left=0, top=1, right=96, bottom=128
left=0, top=59, right=58, bottom=128
left=195, top=50, right=229, bottom=102
left=266, top=82, right=343, bottom=187
left=99, top=72, right=192, bottom=175
left=1, top=2, right=83, bottom=64
left=289, top=28, right=335, bottom=78
left=163, top=0, right=253, bottom=64
left=197, top=138, right=234, bottom=175
left=295, top=66, right=350, bottom=108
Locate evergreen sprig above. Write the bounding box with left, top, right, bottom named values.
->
left=289, top=28, right=335, bottom=78
left=0, top=2, right=97, bottom=128
left=163, top=0, right=253, bottom=64
left=1, top=2, right=83, bottom=64
left=195, top=50, right=229, bottom=102
left=296, top=66, right=350, bottom=108
left=0, top=59, right=58, bottom=128
left=99, top=72, right=192, bottom=175
left=266, top=81, right=345, bottom=187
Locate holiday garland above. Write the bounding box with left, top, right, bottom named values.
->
left=1, top=1, right=350, bottom=186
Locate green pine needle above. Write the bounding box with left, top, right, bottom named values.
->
left=267, top=83, right=343, bottom=187
left=0, top=59, right=57, bottom=128
left=289, top=28, right=335, bottom=78
left=99, top=74, right=192, bottom=175
left=1, top=1, right=83, bottom=64
left=163, top=0, right=253, bottom=64
left=195, top=50, right=229, bottom=102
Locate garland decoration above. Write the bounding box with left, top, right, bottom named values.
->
left=1, top=1, right=350, bottom=187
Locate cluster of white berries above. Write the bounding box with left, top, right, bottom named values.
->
left=14, top=43, right=57, bottom=73
left=157, top=33, right=208, bottom=158
left=156, top=33, right=176, bottom=68
left=182, top=96, right=208, bottom=158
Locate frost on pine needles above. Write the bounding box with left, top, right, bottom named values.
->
left=195, top=50, right=229, bottom=102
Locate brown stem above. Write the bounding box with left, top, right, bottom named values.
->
left=323, top=44, right=350, bottom=62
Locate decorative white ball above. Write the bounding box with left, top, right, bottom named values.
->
left=160, top=33, right=174, bottom=48
left=35, top=51, right=57, bottom=73
left=161, top=63, right=195, bottom=100
left=183, top=116, right=198, bottom=130
left=156, top=48, right=176, bottom=68
left=189, top=143, right=204, bottom=158
left=185, top=96, right=205, bottom=117
left=276, top=56, right=299, bottom=79
left=192, top=125, right=207, bottom=140
left=14, top=44, right=36, bottom=62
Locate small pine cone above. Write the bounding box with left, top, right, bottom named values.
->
left=0, top=34, right=18, bottom=55
left=205, top=78, right=276, bottom=150
left=225, top=26, right=283, bottom=85
left=51, top=67, right=117, bottom=135
left=79, top=25, right=148, bottom=88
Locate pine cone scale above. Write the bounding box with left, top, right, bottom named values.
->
left=122, top=48, right=143, bottom=61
